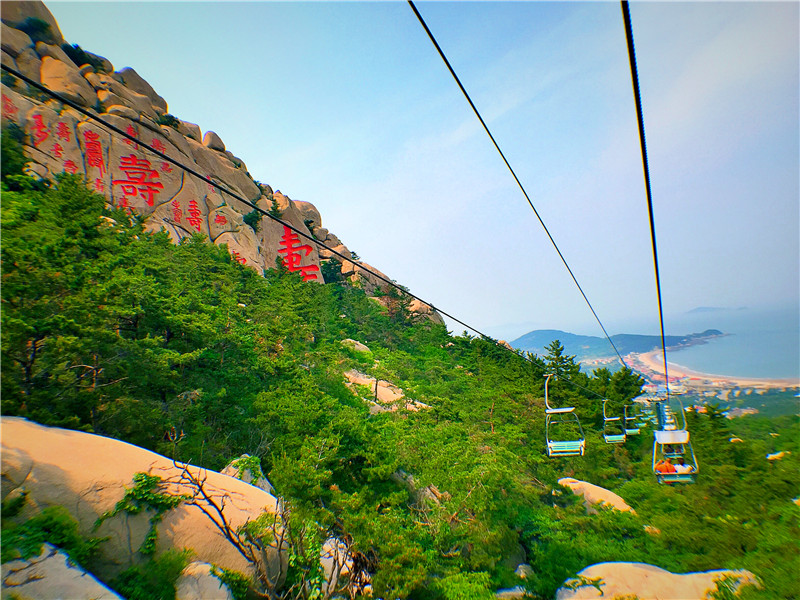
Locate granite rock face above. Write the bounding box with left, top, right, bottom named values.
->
left=0, top=0, right=442, bottom=323
left=557, top=477, right=636, bottom=514
left=175, top=562, right=234, bottom=600
left=1, top=417, right=284, bottom=584
left=555, top=562, right=758, bottom=600
left=1, top=544, right=124, bottom=600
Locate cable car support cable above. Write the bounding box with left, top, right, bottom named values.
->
left=408, top=0, right=629, bottom=371
left=620, top=0, right=670, bottom=399
left=620, top=2, right=698, bottom=481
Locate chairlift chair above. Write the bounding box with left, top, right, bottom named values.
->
left=652, top=428, right=698, bottom=484
left=603, top=399, right=627, bottom=444
left=624, top=404, right=640, bottom=435
left=544, top=374, right=585, bottom=457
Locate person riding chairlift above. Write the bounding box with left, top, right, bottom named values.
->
left=674, top=457, right=693, bottom=474
left=655, top=457, right=676, bottom=474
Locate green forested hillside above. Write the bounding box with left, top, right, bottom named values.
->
left=2, top=165, right=798, bottom=598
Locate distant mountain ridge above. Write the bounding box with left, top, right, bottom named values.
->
left=511, top=329, right=724, bottom=361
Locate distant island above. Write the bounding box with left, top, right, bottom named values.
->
left=510, top=329, right=725, bottom=361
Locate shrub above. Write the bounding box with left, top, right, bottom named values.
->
left=94, top=472, right=189, bottom=555
left=155, top=113, right=180, bottom=129
left=111, top=548, right=192, bottom=600
left=243, top=210, right=261, bottom=233
left=61, top=44, right=106, bottom=72
left=321, top=259, right=343, bottom=283
left=211, top=566, right=251, bottom=600
left=16, top=17, right=54, bottom=43
left=267, top=194, right=281, bottom=218
left=1, top=505, right=107, bottom=569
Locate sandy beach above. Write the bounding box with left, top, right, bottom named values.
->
left=629, top=350, right=800, bottom=391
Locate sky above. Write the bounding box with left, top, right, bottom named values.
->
left=44, top=1, right=799, bottom=340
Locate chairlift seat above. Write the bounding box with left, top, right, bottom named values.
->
left=656, top=472, right=696, bottom=484
left=546, top=406, right=576, bottom=415
left=547, top=440, right=585, bottom=457
left=625, top=427, right=641, bottom=435
left=604, top=434, right=627, bottom=444
left=655, top=429, right=690, bottom=445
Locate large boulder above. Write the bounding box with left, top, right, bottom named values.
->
left=14, top=46, right=41, bottom=83
left=203, top=130, right=225, bottom=152
left=1, top=417, right=283, bottom=584
left=555, top=562, right=758, bottom=600
left=557, top=478, right=635, bottom=514
left=1, top=1, right=65, bottom=45
left=1, top=22, right=33, bottom=57
left=39, top=55, right=97, bottom=107
left=221, top=454, right=274, bottom=496
left=1, top=543, right=123, bottom=600
left=113, top=66, right=167, bottom=113
left=175, top=562, right=233, bottom=600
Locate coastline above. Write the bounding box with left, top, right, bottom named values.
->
left=629, top=350, right=800, bottom=391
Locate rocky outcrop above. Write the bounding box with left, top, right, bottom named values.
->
left=221, top=454, right=274, bottom=496
left=557, top=478, right=635, bottom=514
left=175, top=562, right=233, bottom=600
left=1, top=417, right=283, bottom=585
left=555, top=562, right=758, bottom=600
left=1, top=543, right=123, bottom=600
left=1, top=1, right=65, bottom=45
left=0, top=0, right=443, bottom=324
left=341, top=339, right=372, bottom=354
left=343, top=369, right=430, bottom=413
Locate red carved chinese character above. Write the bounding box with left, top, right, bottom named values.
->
left=94, top=178, right=104, bottom=193
left=151, top=139, right=166, bottom=153
left=213, top=214, right=228, bottom=225
left=125, top=124, right=138, bottom=148
left=112, top=154, right=163, bottom=207
left=160, top=161, right=172, bottom=174
left=277, top=225, right=320, bottom=281
left=56, top=121, right=71, bottom=142
left=2, top=94, right=18, bottom=119
left=205, top=176, right=214, bottom=194
left=31, top=115, right=49, bottom=147
left=63, top=160, right=78, bottom=174
left=171, top=200, right=182, bottom=223
left=187, top=199, right=203, bottom=231
left=83, top=130, right=105, bottom=176
left=52, top=143, right=63, bottom=159
left=230, top=250, right=246, bottom=265
left=117, top=195, right=129, bottom=208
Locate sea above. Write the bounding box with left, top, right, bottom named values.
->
left=658, top=306, right=799, bottom=380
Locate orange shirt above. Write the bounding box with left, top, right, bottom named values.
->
left=656, top=461, right=676, bottom=474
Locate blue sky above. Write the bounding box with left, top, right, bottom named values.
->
left=45, top=1, right=799, bottom=339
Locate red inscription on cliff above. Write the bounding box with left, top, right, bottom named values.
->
left=83, top=130, right=105, bottom=176
left=2, top=94, right=18, bottom=119
left=56, top=121, right=71, bottom=142
left=31, top=115, right=49, bottom=147
left=63, top=160, right=78, bottom=174
left=277, top=225, right=320, bottom=282
left=187, top=200, right=202, bottom=231
left=52, top=143, right=63, bottom=159
left=112, top=154, right=163, bottom=207
left=171, top=200, right=182, bottom=223
left=125, top=124, right=139, bottom=148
